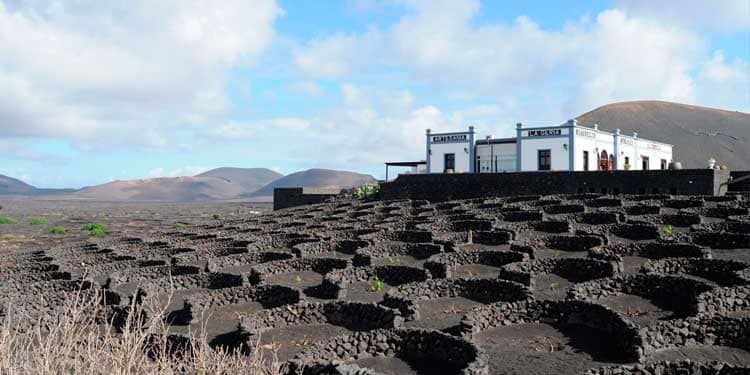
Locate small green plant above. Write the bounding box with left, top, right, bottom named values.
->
left=83, top=223, right=107, bottom=231
left=295, top=275, right=302, bottom=284
left=354, top=184, right=379, bottom=201
left=173, top=222, right=190, bottom=229
left=211, top=214, right=221, bottom=220
left=371, top=277, right=385, bottom=292
left=90, top=228, right=107, bottom=237
left=29, top=217, right=49, bottom=225
left=0, top=217, right=18, bottom=224
left=49, top=226, right=66, bottom=234
left=387, top=256, right=400, bottom=265
left=83, top=223, right=108, bottom=237
left=663, top=225, right=674, bottom=236
left=332, top=250, right=337, bottom=257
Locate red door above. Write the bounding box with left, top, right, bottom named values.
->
left=599, top=151, right=609, bottom=171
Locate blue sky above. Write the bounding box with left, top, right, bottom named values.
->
left=1, top=0, right=748, bottom=188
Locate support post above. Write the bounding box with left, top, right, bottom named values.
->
left=516, top=123, right=523, bottom=172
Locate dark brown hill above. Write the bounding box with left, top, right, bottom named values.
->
left=72, top=177, right=246, bottom=201
left=249, top=168, right=377, bottom=198
left=0, top=174, right=35, bottom=195
left=196, top=167, right=282, bottom=193
left=576, top=101, right=750, bottom=168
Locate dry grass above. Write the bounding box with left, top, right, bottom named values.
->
left=0, top=285, right=284, bottom=375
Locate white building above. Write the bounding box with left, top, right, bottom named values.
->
left=425, top=127, right=475, bottom=174
left=425, top=120, right=673, bottom=173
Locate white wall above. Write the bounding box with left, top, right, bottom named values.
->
left=573, top=127, right=614, bottom=171
left=520, top=137, right=569, bottom=171
left=475, top=142, right=516, bottom=172
left=429, top=142, right=471, bottom=173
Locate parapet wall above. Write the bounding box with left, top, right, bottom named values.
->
left=380, top=169, right=729, bottom=201
left=273, top=187, right=339, bottom=210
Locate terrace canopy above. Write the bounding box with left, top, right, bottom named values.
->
left=384, top=161, right=426, bottom=181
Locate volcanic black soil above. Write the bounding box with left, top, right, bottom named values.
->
left=2, top=193, right=749, bottom=374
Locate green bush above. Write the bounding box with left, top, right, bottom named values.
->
left=90, top=228, right=107, bottom=238
left=30, top=218, right=49, bottom=225
left=173, top=222, right=190, bottom=229
left=353, top=184, right=380, bottom=201
left=49, top=226, right=66, bottom=234
left=83, top=223, right=108, bottom=237
left=83, top=223, right=107, bottom=232
left=0, top=217, right=18, bottom=224
left=211, top=214, right=221, bottom=220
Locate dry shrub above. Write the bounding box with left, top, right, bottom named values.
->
left=0, top=285, right=284, bottom=375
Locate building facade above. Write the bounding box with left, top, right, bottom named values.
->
left=426, top=120, right=673, bottom=173
left=425, top=127, right=475, bottom=174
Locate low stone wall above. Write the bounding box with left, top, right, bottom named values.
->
left=642, top=258, right=749, bottom=287
left=238, top=301, right=403, bottom=347
left=381, top=278, right=530, bottom=320
left=570, top=274, right=715, bottom=318
left=460, top=299, right=641, bottom=362
left=691, top=232, right=750, bottom=249
left=472, top=229, right=514, bottom=245
left=248, top=257, right=349, bottom=285
left=696, top=286, right=750, bottom=315
left=292, top=239, right=369, bottom=257
left=287, top=328, right=488, bottom=375
left=545, top=234, right=604, bottom=252
left=586, top=361, right=750, bottom=374
left=379, top=170, right=730, bottom=202
left=639, top=316, right=750, bottom=356
left=175, top=284, right=302, bottom=325
left=423, top=250, right=527, bottom=279
left=273, top=188, right=339, bottom=210
left=323, top=265, right=431, bottom=299
left=609, top=223, right=661, bottom=240
left=142, top=272, right=245, bottom=291
left=498, top=257, right=619, bottom=287
left=353, top=242, right=443, bottom=266
left=206, top=251, right=294, bottom=271
left=594, top=242, right=711, bottom=259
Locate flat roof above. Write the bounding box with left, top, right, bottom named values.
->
left=475, top=138, right=517, bottom=145
left=385, top=161, right=426, bottom=167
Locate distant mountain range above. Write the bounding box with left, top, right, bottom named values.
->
left=0, top=168, right=375, bottom=202
left=2, top=101, right=747, bottom=201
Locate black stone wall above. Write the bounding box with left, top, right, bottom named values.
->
left=730, top=171, right=750, bottom=192
left=379, top=169, right=730, bottom=202
left=273, top=188, right=339, bottom=210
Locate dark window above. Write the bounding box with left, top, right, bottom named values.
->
left=583, top=151, right=589, bottom=171
left=661, top=159, right=667, bottom=170
left=625, top=156, right=630, bottom=165
left=642, top=156, right=650, bottom=170
left=476, top=156, right=481, bottom=172
left=538, top=149, right=551, bottom=171
left=444, top=153, right=455, bottom=172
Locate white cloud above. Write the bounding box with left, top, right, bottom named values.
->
left=292, top=2, right=747, bottom=116
left=570, top=9, right=702, bottom=112
left=696, top=50, right=750, bottom=111
left=0, top=0, right=282, bottom=148
left=147, top=166, right=212, bottom=178
left=208, top=118, right=311, bottom=140
left=284, top=81, right=325, bottom=97
left=294, top=28, right=383, bottom=79
left=0, top=139, right=60, bottom=160
left=614, top=0, right=750, bottom=32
